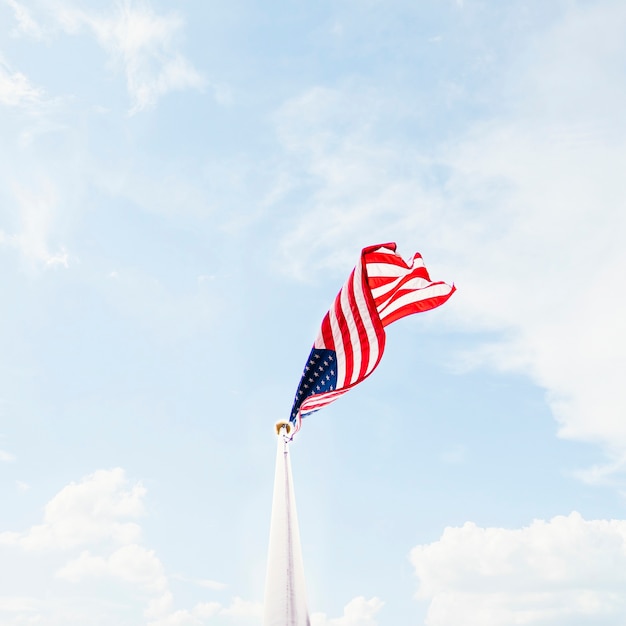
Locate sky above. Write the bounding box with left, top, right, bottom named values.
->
left=1, top=0, right=626, bottom=624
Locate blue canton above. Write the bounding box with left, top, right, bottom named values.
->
left=289, top=348, right=338, bottom=423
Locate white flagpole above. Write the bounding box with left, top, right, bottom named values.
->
left=263, top=422, right=311, bottom=626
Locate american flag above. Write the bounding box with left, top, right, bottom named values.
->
left=288, top=243, right=455, bottom=433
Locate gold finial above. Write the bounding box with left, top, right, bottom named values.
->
left=274, top=420, right=293, bottom=436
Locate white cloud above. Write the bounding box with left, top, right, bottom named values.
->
left=192, top=602, right=222, bottom=618
left=146, top=597, right=260, bottom=626
left=273, top=1, right=626, bottom=463
left=0, top=468, right=260, bottom=625
left=57, top=544, right=168, bottom=593
left=55, top=545, right=181, bottom=623
left=219, top=597, right=263, bottom=619
left=0, top=468, right=145, bottom=550
left=411, top=512, right=626, bottom=626
left=311, top=596, right=384, bottom=626
left=52, top=0, right=204, bottom=113
left=0, top=57, right=44, bottom=106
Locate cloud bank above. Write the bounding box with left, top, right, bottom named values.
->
left=0, top=468, right=260, bottom=625
left=411, top=512, right=626, bottom=626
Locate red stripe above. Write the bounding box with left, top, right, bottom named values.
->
left=373, top=267, right=433, bottom=308
left=364, top=251, right=405, bottom=266
left=300, top=389, right=348, bottom=414
left=346, top=269, right=370, bottom=383
left=380, top=285, right=456, bottom=327
left=334, top=282, right=354, bottom=385
left=319, top=313, right=334, bottom=350
left=367, top=275, right=399, bottom=290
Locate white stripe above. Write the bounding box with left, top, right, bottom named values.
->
left=340, top=276, right=362, bottom=385
left=353, top=261, right=379, bottom=376
left=301, top=389, right=347, bottom=413
left=365, top=262, right=407, bottom=278
left=371, top=274, right=408, bottom=300
left=375, top=275, right=435, bottom=313
left=328, top=296, right=346, bottom=388
left=379, top=282, right=454, bottom=322
left=304, top=388, right=347, bottom=405
left=366, top=256, right=425, bottom=278
left=369, top=265, right=431, bottom=299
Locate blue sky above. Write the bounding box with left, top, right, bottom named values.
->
left=1, top=0, right=626, bottom=624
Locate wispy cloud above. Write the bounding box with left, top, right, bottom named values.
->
left=3, top=0, right=205, bottom=113
left=4, top=0, right=44, bottom=38
left=0, top=57, right=44, bottom=106
left=1, top=180, right=70, bottom=269
left=271, top=1, right=626, bottom=466
left=51, top=0, right=205, bottom=113
left=571, top=455, right=626, bottom=486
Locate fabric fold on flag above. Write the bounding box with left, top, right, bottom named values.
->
left=289, top=242, right=455, bottom=433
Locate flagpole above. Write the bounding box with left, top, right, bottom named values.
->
left=263, top=421, right=311, bottom=626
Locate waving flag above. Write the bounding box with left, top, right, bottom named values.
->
left=288, top=243, right=455, bottom=433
